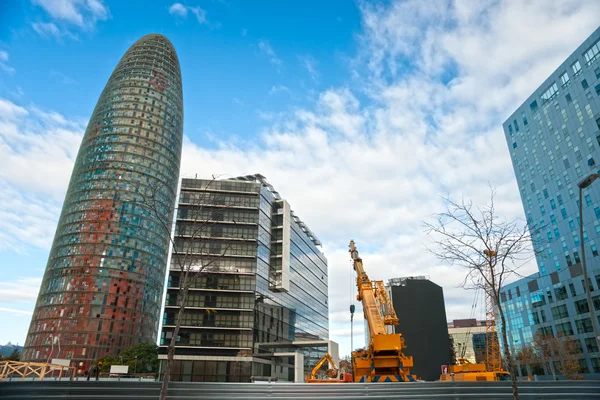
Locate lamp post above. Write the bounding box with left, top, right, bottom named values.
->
left=578, top=173, right=600, bottom=348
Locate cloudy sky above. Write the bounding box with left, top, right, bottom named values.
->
left=0, top=0, right=599, bottom=356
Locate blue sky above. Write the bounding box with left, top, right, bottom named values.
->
left=0, top=0, right=599, bottom=357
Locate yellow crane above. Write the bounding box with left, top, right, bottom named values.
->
left=349, top=240, right=415, bottom=382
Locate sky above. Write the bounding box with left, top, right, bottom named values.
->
left=0, top=0, right=599, bottom=357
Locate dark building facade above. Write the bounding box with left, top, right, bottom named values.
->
left=159, top=175, right=329, bottom=382
left=388, top=277, right=451, bottom=381
left=23, top=34, right=183, bottom=373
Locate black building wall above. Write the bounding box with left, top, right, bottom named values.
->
left=390, top=279, right=451, bottom=381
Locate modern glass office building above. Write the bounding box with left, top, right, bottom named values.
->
left=23, top=34, right=183, bottom=373
left=159, top=175, right=330, bottom=382
left=501, top=27, right=600, bottom=377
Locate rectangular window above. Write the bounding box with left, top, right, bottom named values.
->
left=561, top=208, right=567, bottom=219
left=557, top=195, right=563, bottom=205
left=576, top=318, right=593, bottom=334
left=555, top=321, right=574, bottom=336
left=586, top=194, right=593, bottom=206
left=514, top=119, right=520, bottom=132
left=541, top=82, right=559, bottom=102
left=530, top=100, right=538, bottom=113
left=543, top=188, right=549, bottom=199
left=508, top=123, right=513, bottom=135
left=574, top=251, right=581, bottom=263
left=550, top=199, right=556, bottom=210
left=521, top=110, right=528, bottom=126
left=554, top=228, right=560, bottom=239
left=592, top=243, right=599, bottom=257
left=569, top=283, right=577, bottom=297
left=582, top=79, right=589, bottom=90
left=576, top=299, right=589, bottom=314
left=584, top=39, right=600, bottom=65
left=560, top=71, right=570, bottom=85
left=540, top=205, right=546, bottom=215
left=571, top=60, right=582, bottom=75
left=551, top=304, right=569, bottom=319
left=596, top=67, right=600, bottom=79
left=566, top=93, right=572, bottom=103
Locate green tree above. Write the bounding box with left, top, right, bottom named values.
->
left=118, top=343, right=159, bottom=374
left=95, top=356, right=118, bottom=373
left=1, top=348, right=20, bottom=361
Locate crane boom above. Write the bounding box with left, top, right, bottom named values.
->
left=349, top=240, right=415, bottom=383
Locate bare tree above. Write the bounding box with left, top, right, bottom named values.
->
left=424, top=188, right=538, bottom=400
left=128, top=175, right=249, bottom=400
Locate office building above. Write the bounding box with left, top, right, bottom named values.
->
left=501, top=27, right=600, bottom=377
left=22, top=34, right=183, bottom=373
left=447, top=319, right=488, bottom=364
left=387, top=277, right=451, bottom=381
left=159, top=175, right=331, bottom=382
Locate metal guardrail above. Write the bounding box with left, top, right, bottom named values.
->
left=1, top=380, right=600, bottom=399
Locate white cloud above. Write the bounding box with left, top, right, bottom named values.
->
left=31, top=0, right=108, bottom=28
left=0, top=98, right=84, bottom=251
left=269, top=85, right=290, bottom=95
left=4, top=0, right=599, bottom=357
left=258, top=40, right=282, bottom=68
left=177, top=1, right=599, bottom=356
left=168, top=3, right=208, bottom=24
left=31, top=21, right=79, bottom=41
left=0, top=277, right=41, bottom=302
left=0, top=307, right=33, bottom=316
left=0, top=50, right=15, bottom=74
left=298, top=55, right=318, bottom=82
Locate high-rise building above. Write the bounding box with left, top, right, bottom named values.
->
left=501, top=27, right=600, bottom=378
left=387, top=277, right=451, bottom=381
left=23, top=34, right=183, bottom=373
left=159, top=175, right=331, bottom=382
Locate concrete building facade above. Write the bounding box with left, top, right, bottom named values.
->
left=159, top=175, right=330, bottom=382
left=501, top=27, right=600, bottom=377
left=447, top=319, right=487, bottom=364
left=23, top=34, right=183, bottom=373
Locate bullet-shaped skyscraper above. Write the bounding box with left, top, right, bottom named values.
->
left=23, top=34, right=183, bottom=372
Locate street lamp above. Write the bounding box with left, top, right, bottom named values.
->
left=577, top=173, right=600, bottom=348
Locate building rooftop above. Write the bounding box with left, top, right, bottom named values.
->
left=230, top=173, right=322, bottom=247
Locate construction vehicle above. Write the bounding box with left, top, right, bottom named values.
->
left=439, top=358, right=510, bottom=381
left=305, top=353, right=350, bottom=383
left=349, top=240, right=415, bottom=383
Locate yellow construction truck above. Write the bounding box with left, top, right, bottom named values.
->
left=349, top=240, right=415, bottom=383
left=439, top=358, right=511, bottom=381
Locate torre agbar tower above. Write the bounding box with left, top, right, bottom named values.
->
left=23, top=34, right=183, bottom=372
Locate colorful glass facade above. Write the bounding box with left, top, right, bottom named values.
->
left=23, top=33, right=183, bottom=373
